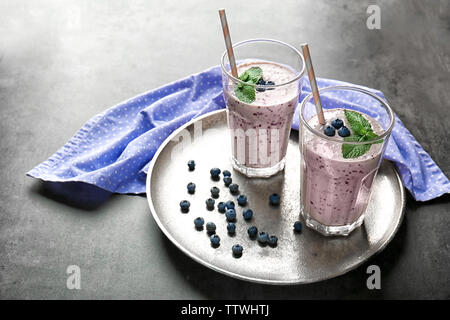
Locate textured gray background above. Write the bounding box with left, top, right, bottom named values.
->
left=0, top=0, right=449, bottom=299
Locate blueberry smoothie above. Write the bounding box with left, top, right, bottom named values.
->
left=301, top=109, right=384, bottom=231
left=224, top=61, right=300, bottom=176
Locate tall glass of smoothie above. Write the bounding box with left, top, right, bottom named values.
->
left=221, top=39, right=305, bottom=178
left=299, top=86, right=395, bottom=236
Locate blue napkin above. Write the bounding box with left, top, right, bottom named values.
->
left=27, top=66, right=449, bottom=201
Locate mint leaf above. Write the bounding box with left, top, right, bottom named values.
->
left=234, top=67, right=263, bottom=103
left=342, top=110, right=383, bottom=158
left=342, top=135, right=371, bottom=159
left=239, top=72, right=250, bottom=82
left=244, top=67, right=263, bottom=83
left=344, top=110, right=372, bottom=136
left=342, top=142, right=371, bottom=159
left=363, top=130, right=384, bottom=144
left=235, top=84, right=255, bottom=103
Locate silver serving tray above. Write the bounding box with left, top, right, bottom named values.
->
left=146, top=109, right=405, bottom=285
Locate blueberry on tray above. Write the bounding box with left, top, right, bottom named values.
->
left=187, top=160, right=195, bottom=171
left=205, top=198, right=215, bottom=210
left=187, top=182, right=196, bottom=194
left=269, top=193, right=280, bottom=206
left=210, top=186, right=220, bottom=198
left=179, top=200, right=190, bottom=213
left=232, top=244, right=243, bottom=257
left=225, top=209, right=236, bottom=222
left=206, top=222, right=216, bottom=234
left=247, top=226, right=258, bottom=239
left=257, top=232, right=269, bottom=244
left=237, top=194, right=247, bottom=206
left=193, top=217, right=204, bottom=229
left=210, top=168, right=221, bottom=180
left=210, top=234, right=220, bottom=247
left=218, top=201, right=227, bottom=213
left=229, top=183, right=239, bottom=194
left=242, top=209, right=253, bottom=221
left=227, top=222, right=236, bottom=235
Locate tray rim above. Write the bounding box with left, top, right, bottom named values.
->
left=145, top=109, right=406, bottom=285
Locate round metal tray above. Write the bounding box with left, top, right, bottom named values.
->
left=146, top=109, right=405, bottom=285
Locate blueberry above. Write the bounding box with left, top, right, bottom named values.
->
left=257, top=232, right=269, bottom=244
left=225, top=201, right=235, bottom=210
left=218, top=202, right=227, bottom=213
left=205, top=198, right=215, bottom=210
left=187, top=182, right=196, bottom=194
left=223, top=170, right=231, bottom=177
left=227, top=222, right=236, bottom=234
left=232, top=244, right=243, bottom=257
left=331, top=118, right=344, bottom=129
left=179, top=200, right=190, bottom=212
left=225, top=209, right=236, bottom=222
left=210, top=168, right=221, bottom=179
left=210, top=187, right=220, bottom=198
left=293, top=221, right=303, bottom=233
left=324, top=125, right=336, bottom=137
left=338, top=126, right=351, bottom=137
left=229, top=183, right=239, bottom=194
left=256, top=78, right=266, bottom=92
left=247, top=226, right=258, bottom=238
left=210, top=234, right=220, bottom=247
left=223, top=176, right=232, bottom=187
left=269, top=193, right=280, bottom=206
left=187, top=160, right=196, bottom=171
left=268, top=235, right=278, bottom=246
left=242, top=209, right=253, bottom=221
left=266, top=80, right=275, bottom=90
left=237, top=194, right=247, bottom=206
left=206, top=222, right=216, bottom=234
left=194, top=217, right=204, bottom=229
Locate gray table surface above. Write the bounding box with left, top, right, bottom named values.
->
left=0, top=0, right=449, bottom=299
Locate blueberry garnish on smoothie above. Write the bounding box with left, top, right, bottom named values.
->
left=266, top=80, right=275, bottom=90
left=256, top=78, right=267, bottom=92
left=324, top=125, right=336, bottom=137
left=331, top=118, right=343, bottom=129
left=255, top=79, right=276, bottom=92
left=338, top=126, right=351, bottom=137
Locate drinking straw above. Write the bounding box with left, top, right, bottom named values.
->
left=301, top=43, right=326, bottom=125
left=218, top=8, right=238, bottom=78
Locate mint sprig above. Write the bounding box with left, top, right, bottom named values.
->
left=341, top=110, right=384, bottom=159
left=234, top=67, right=262, bottom=103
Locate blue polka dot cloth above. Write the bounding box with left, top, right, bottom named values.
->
left=27, top=65, right=449, bottom=201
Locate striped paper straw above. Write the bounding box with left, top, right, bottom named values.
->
left=301, top=43, right=326, bottom=125
left=218, top=8, right=238, bottom=78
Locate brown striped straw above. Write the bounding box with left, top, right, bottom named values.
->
left=301, top=43, right=326, bottom=125
left=218, top=8, right=238, bottom=78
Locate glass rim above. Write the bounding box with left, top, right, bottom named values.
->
left=299, top=85, right=395, bottom=145
left=220, top=38, right=306, bottom=89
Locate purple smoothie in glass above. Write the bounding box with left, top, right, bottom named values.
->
left=301, top=109, right=384, bottom=228
left=224, top=61, right=300, bottom=174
